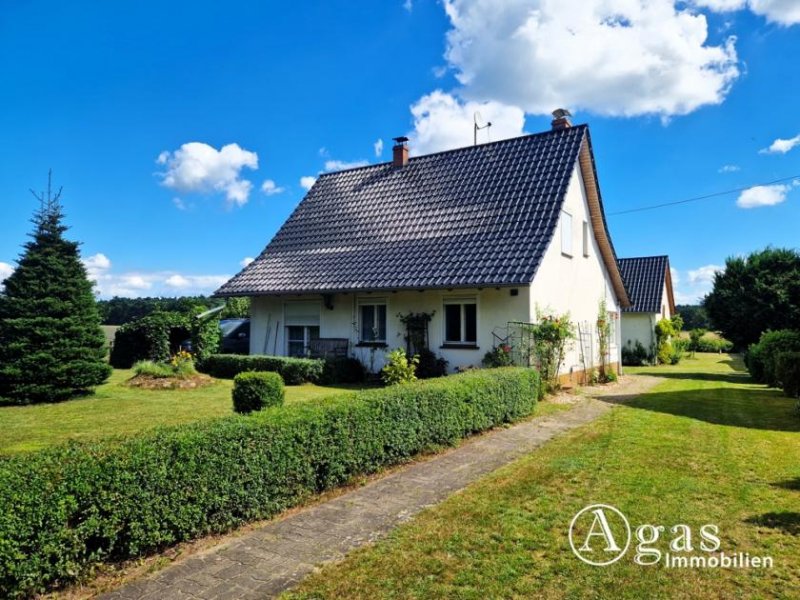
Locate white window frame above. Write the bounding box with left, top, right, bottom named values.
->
left=358, top=300, right=387, bottom=344
left=443, top=298, right=478, bottom=346
left=286, top=325, right=319, bottom=357
left=561, top=210, right=573, bottom=257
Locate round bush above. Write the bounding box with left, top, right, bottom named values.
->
left=232, top=371, right=284, bottom=414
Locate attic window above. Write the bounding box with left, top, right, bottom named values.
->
left=561, top=211, right=573, bottom=257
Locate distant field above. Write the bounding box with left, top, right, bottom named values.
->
left=100, top=324, right=119, bottom=347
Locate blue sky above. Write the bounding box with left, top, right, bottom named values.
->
left=1, top=0, right=798, bottom=303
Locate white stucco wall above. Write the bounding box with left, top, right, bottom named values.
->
left=621, top=312, right=657, bottom=355
left=250, top=286, right=531, bottom=372
left=660, top=280, right=672, bottom=320
left=529, top=163, right=623, bottom=375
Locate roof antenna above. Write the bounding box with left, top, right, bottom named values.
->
left=474, top=112, right=492, bottom=146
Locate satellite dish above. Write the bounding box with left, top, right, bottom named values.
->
left=474, top=112, right=492, bottom=145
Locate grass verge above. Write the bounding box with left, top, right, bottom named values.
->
left=285, top=354, right=800, bottom=599
left=0, top=369, right=360, bottom=454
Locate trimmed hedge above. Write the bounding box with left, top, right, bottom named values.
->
left=776, top=351, right=800, bottom=399
left=694, top=336, right=734, bottom=353
left=200, top=354, right=324, bottom=385
left=0, top=368, right=540, bottom=598
left=232, top=372, right=284, bottom=413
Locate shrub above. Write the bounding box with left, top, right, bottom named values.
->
left=321, top=357, right=366, bottom=384
left=190, top=315, right=221, bottom=365
left=530, top=310, right=575, bottom=389
left=0, top=368, right=540, bottom=598
left=109, top=312, right=191, bottom=369
left=170, top=350, right=197, bottom=378
left=232, top=372, right=284, bottom=413
left=657, top=340, right=674, bottom=366
left=132, top=351, right=197, bottom=381
left=655, top=318, right=677, bottom=365
left=622, top=340, right=651, bottom=366
left=695, top=336, right=734, bottom=353
left=381, top=348, right=419, bottom=386
left=483, top=345, right=514, bottom=368
left=200, top=354, right=324, bottom=384
left=745, top=330, right=800, bottom=386
left=132, top=360, right=174, bottom=378
left=416, top=349, right=448, bottom=379
left=775, top=352, right=800, bottom=399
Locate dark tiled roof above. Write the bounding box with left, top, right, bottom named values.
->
left=618, top=256, right=670, bottom=313
left=217, top=126, right=594, bottom=295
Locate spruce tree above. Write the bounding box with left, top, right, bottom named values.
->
left=0, top=173, right=111, bottom=404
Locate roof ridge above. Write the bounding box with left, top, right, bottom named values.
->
left=315, top=124, right=590, bottom=178
left=619, top=255, right=669, bottom=261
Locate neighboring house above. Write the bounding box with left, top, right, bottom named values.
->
left=216, top=112, right=631, bottom=381
left=618, top=255, right=676, bottom=355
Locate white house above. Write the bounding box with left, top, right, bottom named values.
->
left=618, top=255, right=676, bottom=355
left=216, top=111, right=631, bottom=383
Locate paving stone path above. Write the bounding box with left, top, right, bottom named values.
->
left=102, top=396, right=617, bottom=600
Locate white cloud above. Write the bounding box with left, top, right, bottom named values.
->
left=403, top=0, right=413, bottom=11
left=673, top=263, right=724, bottom=303
left=78, top=253, right=230, bottom=298
left=300, top=176, right=317, bottom=190
left=172, top=197, right=189, bottom=211
left=409, top=90, right=526, bottom=155
left=164, top=274, right=190, bottom=288
left=157, top=142, right=258, bottom=207
left=121, top=275, right=152, bottom=290
left=759, top=134, right=800, bottom=154
left=688, top=264, right=723, bottom=284
left=441, top=0, right=739, bottom=118
left=261, top=179, right=285, bottom=195
left=695, top=0, right=800, bottom=25
left=323, top=159, right=369, bottom=172
left=374, top=138, right=384, bottom=157
left=718, top=164, right=740, bottom=173
left=240, top=257, right=255, bottom=268
left=0, top=261, right=14, bottom=287
left=736, top=183, right=791, bottom=208
left=82, top=253, right=112, bottom=282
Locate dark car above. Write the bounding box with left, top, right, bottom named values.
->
left=180, top=318, right=250, bottom=354
left=219, top=318, right=250, bottom=354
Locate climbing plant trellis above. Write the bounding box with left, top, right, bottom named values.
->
left=492, top=321, right=538, bottom=368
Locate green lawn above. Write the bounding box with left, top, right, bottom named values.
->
left=285, top=354, right=800, bottom=599
left=0, top=369, right=360, bottom=455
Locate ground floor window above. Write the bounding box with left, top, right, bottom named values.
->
left=359, top=303, right=387, bottom=343
left=444, top=301, right=477, bottom=344
left=287, top=325, right=319, bottom=357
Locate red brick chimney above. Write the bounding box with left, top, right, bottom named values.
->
left=551, top=108, right=572, bottom=130
left=392, top=136, right=409, bottom=167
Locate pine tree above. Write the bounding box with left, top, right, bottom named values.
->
left=0, top=173, right=111, bottom=404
